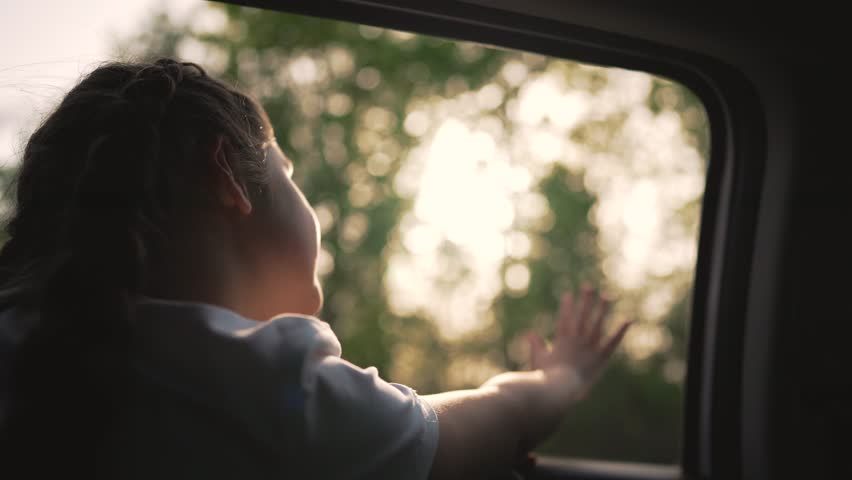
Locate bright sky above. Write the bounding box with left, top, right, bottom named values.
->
left=0, top=0, right=201, bottom=166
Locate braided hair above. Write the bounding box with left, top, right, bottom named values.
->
left=0, top=58, right=272, bottom=473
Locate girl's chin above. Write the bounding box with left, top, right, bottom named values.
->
left=287, top=279, right=324, bottom=316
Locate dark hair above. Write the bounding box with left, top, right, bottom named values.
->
left=0, top=58, right=272, bottom=471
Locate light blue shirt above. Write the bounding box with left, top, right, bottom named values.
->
left=0, top=298, right=439, bottom=479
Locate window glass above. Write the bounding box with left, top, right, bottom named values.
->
left=1, top=1, right=709, bottom=464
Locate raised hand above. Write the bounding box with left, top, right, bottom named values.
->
left=527, top=285, right=633, bottom=400
left=428, top=285, right=635, bottom=477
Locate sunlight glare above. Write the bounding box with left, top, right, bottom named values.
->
left=501, top=60, right=529, bottom=86
left=289, top=55, right=320, bottom=85
left=505, top=263, right=531, bottom=293
left=383, top=60, right=706, bottom=353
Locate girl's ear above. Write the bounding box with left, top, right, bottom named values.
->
left=211, top=135, right=253, bottom=215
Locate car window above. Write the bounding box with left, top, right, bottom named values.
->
left=1, top=0, right=709, bottom=464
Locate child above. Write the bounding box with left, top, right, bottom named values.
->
left=0, top=58, right=632, bottom=479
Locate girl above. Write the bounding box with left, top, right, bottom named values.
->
left=0, top=58, right=632, bottom=479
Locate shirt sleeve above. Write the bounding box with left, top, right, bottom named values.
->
left=301, top=351, right=439, bottom=480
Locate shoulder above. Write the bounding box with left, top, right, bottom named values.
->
left=133, top=298, right=341, bottom=371
left=263, top=313, right=341, bottom=359
left=131, top=299, right=344, bottom=449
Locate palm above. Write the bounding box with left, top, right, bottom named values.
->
left=528, top=286, right=632, bottom=385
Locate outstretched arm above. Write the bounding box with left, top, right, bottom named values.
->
left=425, top=287, right=633, bottom=480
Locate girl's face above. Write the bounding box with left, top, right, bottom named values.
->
left=246, top=140, right=323, bottom=319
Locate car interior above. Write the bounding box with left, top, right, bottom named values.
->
left=4, top=0, right=849, bottom=478
left=213, top=1, right=849, bottom=479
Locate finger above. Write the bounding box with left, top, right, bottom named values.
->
left=588, top=295, right=612, bottom=343
left=556, top=292, right=574, bottom=339
left=598, top=319, right=634, bottom=361
left=576, top=284, right=595, bottom=336
left=527, top=332, right=546, bottom=369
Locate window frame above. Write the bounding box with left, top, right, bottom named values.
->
left=219, top=1, right=768, bottom=478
